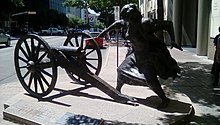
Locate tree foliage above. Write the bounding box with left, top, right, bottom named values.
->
left=87, top=0, right=138, bottom=12
left=68, top=16, right=84, bottom=28
left=11, top=0, right=24, bottom=7
left=63, top=0, right=87, bottom=8
left=0, top=0, right=24, bottom=11
left=0, top=0, right=24, bottom=20
left=88, top=0, right=138, bottom=26
left=64, top=0, right=138, bottom=26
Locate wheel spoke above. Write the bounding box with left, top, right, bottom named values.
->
left=18, top=56, right=28, bottom=63
left=24, top=40, right=31, bottom=58
left=22, top=70, right=30, bottom=79
left=80, top=35, right=84, bottom=47
left=85, top=61, right=97, bottom=70
left=19, top=66, right=27, bottom=69
left=75, top=36, right=79, bottom=46
left=86, top=57, right=98, bottom=60
left=34, top=76, right=38, bottom=93
left=37, top=73, right=45, bottom=93
left=39, top=72, right=50, bottom=87
left=85, top=49, right=95, bottom=56
left=28, top=73, right=34, bottom=87
left=19, top=46, right=29, bottom=60
left=68, top=40, right=74, bottom=46
left=41, top=69, right=52, bottom=78
left=31, top=38, right=35, bottom=60
left=36, top=51, right=48, bottom=63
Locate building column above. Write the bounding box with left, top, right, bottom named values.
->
left=173, top=0, right=183, bottom=46
left=157, top=0, right=164, bottom=20
left=196, top=0, right=212, bottom=56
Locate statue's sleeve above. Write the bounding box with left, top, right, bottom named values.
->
left=98, top=20, right=124, bottom=38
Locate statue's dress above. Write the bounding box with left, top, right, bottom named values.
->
left=118, top=20, right=180, bottom=83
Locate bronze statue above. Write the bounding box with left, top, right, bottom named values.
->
left=98, top=3, right=182, bottom=109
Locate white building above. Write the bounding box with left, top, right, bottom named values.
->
left=139, top=0, right=220, bottom=59
left=49, top=0, right=81, bottom=18
left=81, top=8, right=100, bottom=26
left=211, top=0, right=220, bottom=38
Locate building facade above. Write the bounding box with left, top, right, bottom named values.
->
left=49, top=0, right=81, bottom=17
left=139, top=0, right=220, bottom=60
left=50, top=0, right=99, bottom=28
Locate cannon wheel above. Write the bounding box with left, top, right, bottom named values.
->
left=63, top=32, right=102, bottom=84
left=14, top=34, right=57, bottom=98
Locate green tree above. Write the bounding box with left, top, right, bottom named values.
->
left=68, top=16, right=84, bottom=28
left=94, top=21, right=105, bottom=29
left=11, top=0, right=24, bottom=7
left=88, top=0, right=138, bottom=26
left=64, top=0, right=138, bottom=26
left=63, top=0, right=87, bottom=8
left=0, top=0, right=24, bottom=21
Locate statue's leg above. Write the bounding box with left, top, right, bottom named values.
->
left=142, top=63, right=170, bottom=109
left=154, top=20, right=175, bottom=41
left=163, top=21, right=175, bottom=42
left=116, top=75, right=124, bottom=92
left=155, top=20, right=183, bottom=51
left=116, top=53, right=136, bottom=92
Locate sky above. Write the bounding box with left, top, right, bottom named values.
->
left=88, top=8, right=100, bottom=16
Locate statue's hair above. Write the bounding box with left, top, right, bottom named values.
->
left=120, top=3, right=142, bottom=21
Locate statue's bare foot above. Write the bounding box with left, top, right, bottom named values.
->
left=157, top=98, right=170, bottom=109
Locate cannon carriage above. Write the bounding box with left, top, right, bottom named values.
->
left=14, top=32, right=135, bottom=103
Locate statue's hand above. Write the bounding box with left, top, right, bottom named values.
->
left=170, top=42, right=183, bottom=51
left=109, top=20, right=124, bottom=30
left=97, top=20, right=124, bottom=38
left=114, top=20, right=124, bottom=27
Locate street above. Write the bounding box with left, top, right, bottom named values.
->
left=0, top=35, right=108, bottom=85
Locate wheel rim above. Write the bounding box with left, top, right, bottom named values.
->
left=63, top=32, right=102, bottom=83
left=14, top=34, right=57, bottom=98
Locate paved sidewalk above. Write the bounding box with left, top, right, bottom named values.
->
left=1, top=45, right=220, bottom=124
left=103, top=45, right=220, bottom=124
left=168, top=47, right=220, bottom=124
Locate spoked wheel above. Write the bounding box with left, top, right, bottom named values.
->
left=14, top=34, right=57, bottom=98
left=63, top=32, right=102, bottom=84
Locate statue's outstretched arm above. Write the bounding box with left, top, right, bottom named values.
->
left=97, top=20, right=124, bottom=38
left=147, top=20, right=174, bottom=41
left=154, top=20, right=183, bottom=51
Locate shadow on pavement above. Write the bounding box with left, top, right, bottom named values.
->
left=23, top=61, right=220, bottom=124
left=163, top=62, right=220, bottom=124
left=136, top=96, right=192, bottom=113
left=27, top=84, right=136, bottom=107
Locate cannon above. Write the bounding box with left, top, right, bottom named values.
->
left=14, top=33, right=135, bottom=103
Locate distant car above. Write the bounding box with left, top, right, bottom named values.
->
left=85, top=32, right=104, bottom=49
left=68, top=28, right=82, bottom=34
left=41, top=28, right=64, bottom=35
left=0, top=29, right=11, bottom=47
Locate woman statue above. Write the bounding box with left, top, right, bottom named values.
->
left=98, top=3, right=182, bottom=109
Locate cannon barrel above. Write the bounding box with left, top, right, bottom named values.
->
left=50, top=46, right=82, bottom=57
